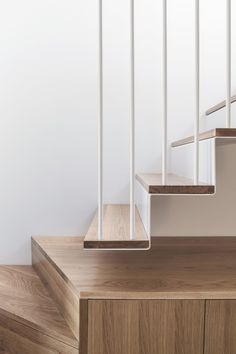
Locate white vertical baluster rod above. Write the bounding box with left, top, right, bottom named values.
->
left=226, top=0, right=231, bottom=128
left=162, top=0, right=167, bottom=185
left=130, top=0, right=135, bottom=240
left=194, top=0, right=200, bottom=185
left=98, top=0, right=103, bottom=241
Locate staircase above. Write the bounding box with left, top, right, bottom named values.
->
left=1, top=236, right=236, bottom=353
left=0, top=115, right=236, bottom=352
left=83, top=128, right=236, bottom=248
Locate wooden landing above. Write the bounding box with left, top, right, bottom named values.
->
left=0, top=266, right=78, bottom=353
left=206, top=94, right=236, bottom=115
left=33, top=236, right=236, bottom=300
left=83, top=204, right=150, bottom=249
left=136, top=173, right=215, bottom=194
left=172, top=128, right=236, bottom=147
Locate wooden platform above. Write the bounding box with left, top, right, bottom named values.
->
left=0, top=266, right=78, bottom=354
left=136, top=173, right=215, bottom=194
left=33, top=236, right=236, bottom=300
left=172, top=128, right=236, bottom=147
left=31, top=236, right=236, bottom=354
left=83, top=205, right=150, bottom=249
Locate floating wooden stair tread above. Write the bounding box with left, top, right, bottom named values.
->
left=83, top=204, right=149, bottom=249
left=206, top=94, right=236, bottom=115
left=136, top=173, right=215, bottom=194
left=172, top=128, right=236, bottom=147
left=0, top=266, right=78, bottom=351
left=32, top=236, right=236, bottom=299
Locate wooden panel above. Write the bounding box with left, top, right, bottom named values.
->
left=79, top=300, right=88, bottom=354
left=136, top=173, right=215, bottom=194
left=84, top=205, right=149, bottom=249
left=33, top=237, right=236, bottom=300
left=32, top=240, right=80, bottom=340
left=0, top=313, right=78, bottom=354
left=171, top=128, right=236, bottom=147
left=205, top=300, right=236, bottom=354
left=206, top=94, right=236, bottom=115
left=87, top=300, right=205, bottom=354
left=0, top=266, right=78, bottom=349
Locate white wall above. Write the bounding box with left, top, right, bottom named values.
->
left=0, top=0, right=235, bottom=263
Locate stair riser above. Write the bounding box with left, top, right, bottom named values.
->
left=32, top=241, right=80, bottom=341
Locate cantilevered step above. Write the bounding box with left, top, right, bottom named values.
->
left=0, top=266, right=78, bottom=354
left=83, top=204, right=150, bottom=249
left=136, top=173, right=215, bottom=194
left=206, top=94, right=236, bottom=115
left=172, top=128, right=236, bottom=147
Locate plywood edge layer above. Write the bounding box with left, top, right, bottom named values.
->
left=83, top=239, right=150, bottom=249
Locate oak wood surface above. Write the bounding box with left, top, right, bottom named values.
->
left=205, top=300, right=236, bottom=354
left=0, top=266, right=78, bottom=349
left=136, top=173, right=215, bottom=194
left=79, top=300, right=88, bottom=354
left=32, top=241, right=80, bottom=340
left=206, top=94, right=236, bottom=115
left=88, top=299, right=205, bottom=354
left=32, top=236, right=236, bottom=300
left=84, top=204, right=149, bottom=249
left=0, top=313, right=78, bottom=354
left=172, top=128, right=236, bottom=147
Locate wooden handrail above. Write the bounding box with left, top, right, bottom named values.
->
left=206, top=94, right=236, bottom=116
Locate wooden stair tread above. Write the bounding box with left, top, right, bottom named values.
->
left=206, top=94, right=236, bottom=115
left=33, top=236, right=236, bottom=300
left=83, top=204, right=150, bottom=249
left=172, top=128, right=236, bottom=147
left=136, top=173, right=215, bottom=194
left=0, top=266, right=78, bottom=349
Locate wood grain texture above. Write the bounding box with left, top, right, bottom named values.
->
left=84, top=205, right=149, bottom=249
left=32, top=236, right=236, bottom=300
left=32, top=240, right=80, bottom=340
left=0, top=266, right=78, bottom=349
left=136, top=173, right=215, bottom=194
left=172, top=128, right=236, bottom=147
left=79, top=300, right=88, bottom=354
left=205, top=300, right=236, bottom=354
left=206, top=94, right=236, bottom=115
left=88, top=299, right=205, bottom=354
left=0, top=313, right=78, bottom=354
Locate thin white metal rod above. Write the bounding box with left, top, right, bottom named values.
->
left=130, top=0, right=135, bottom=240
left=162, top=0, right=167, bottom=185
left=98, top=0, right=103, bottom=241
left=226, top=0, right=231, bottom=128
left=194, top=0, right=200, bottom=185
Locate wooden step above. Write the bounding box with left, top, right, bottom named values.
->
left=136, top=173, right=215, bottom=194
left=32, top=236, right=236, bottom=300
left=206, top=94, right=236, bottom=115
left=0, top=266, right=78, bottom=354
left=83, top=204, right=150, bottom=249
left=172, top=128, right=236, bottom=147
